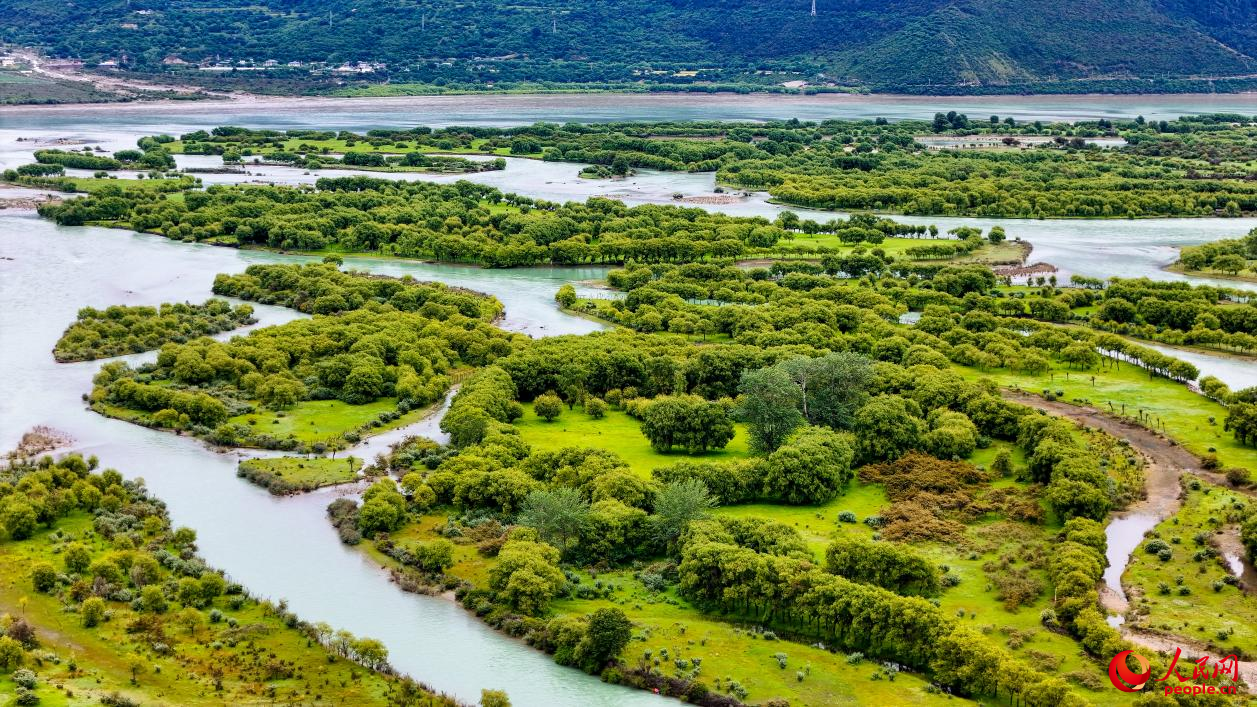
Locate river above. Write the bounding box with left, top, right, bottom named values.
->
left=2, top=95, right=1256, bottom=704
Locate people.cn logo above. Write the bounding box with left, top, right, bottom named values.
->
left=1108, top=650, right=1152, bottom=692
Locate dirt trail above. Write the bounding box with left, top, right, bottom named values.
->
left=11, top=47, right=229, bottom=99
left=1002, top=390, right=1257, bottom=686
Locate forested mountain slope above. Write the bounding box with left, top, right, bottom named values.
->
left=0, top=0, right=1252, bottom=91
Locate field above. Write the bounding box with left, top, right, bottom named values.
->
left=228, top=398, right=422, bottom=445
left=512, top=406, right=752, bottom=478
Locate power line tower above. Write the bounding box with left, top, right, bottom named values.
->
left=810, top=0, right=817, bottom=16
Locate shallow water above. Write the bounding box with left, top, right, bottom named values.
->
left=3, top=91, right=1257, bottom=129
left=0, top=215, right=671, bottom=707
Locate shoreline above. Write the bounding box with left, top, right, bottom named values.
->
left=1, top=88, right=1256, bottom=116
left=1163, top=260, right=1257, bottom=285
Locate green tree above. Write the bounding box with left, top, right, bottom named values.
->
left=357, top=498, right=404, bottom=537
left=825, top=537, right=940, bottom=595
left=555, top=284, right=577, bottom=308
left=140, top=585, right=168, bottom=613
left=638, top=395, right=734, bottom=453
left=1224, top=402, right=1257, bottom=446
left=30, top=563, right=58, bottom=593
left=852, top=395, right=926, bottom=463
left=780, top=352, right=873, bottom=429
left=1, top=500, right=37, bottom=540
left=518, top=487, right=591, bottom=555
left=0, top=636, right=23, bottom=671
left=81, top=596, right=106, bottom=628
left=1213, top=254, right=1247, bottom=275
left=738, top=366, right=804, bottom=453
left=651, top=479, right=715, bottom=546
left=577, top=607, right=633, bottom=673
left=534, top=392, right=564, bottom=422
left=762, top=427, right=855, bottom=504
left=488, top=539, right=567, bottom=615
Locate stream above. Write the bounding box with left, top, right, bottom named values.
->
left=2, top=95, right=1257, bottom=703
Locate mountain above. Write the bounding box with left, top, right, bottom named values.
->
left=0, top=0, right=1252, bottom=92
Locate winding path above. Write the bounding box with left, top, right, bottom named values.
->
left=1002, top=390, right=1257, bottom=687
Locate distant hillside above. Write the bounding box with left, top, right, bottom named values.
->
left=0, top=0, right=1253, bottom=93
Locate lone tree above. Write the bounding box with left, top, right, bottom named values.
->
left=534, top=392, right=564, bottom=422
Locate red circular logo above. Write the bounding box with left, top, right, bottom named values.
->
left=1108, top=650, right=1151, bottom=692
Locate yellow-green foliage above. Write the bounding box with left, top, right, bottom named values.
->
left=0, top=454, right=456, bottom=706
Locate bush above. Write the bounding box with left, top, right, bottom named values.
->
left=82, top=597, right=106, bottom=627
left=30, top=562, right=58, bottom=593
left=1225, top=467, right=1251, bottom=487
left=534, top=392, right=563, bottom=422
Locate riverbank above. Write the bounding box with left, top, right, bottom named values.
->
left=1164, top=261, right=1257, bottom=285
left=0, top=452, right=463, bottom=706
left=1001, top=389, right=1257, bottom=685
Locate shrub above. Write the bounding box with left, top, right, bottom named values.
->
left=82, top=597, right=106, bottom=627
left=31, top=562, right=58, bottom=593
left=1225, top=467, right=1251, bottom=487
left=534, top=392, right=563, bottom=422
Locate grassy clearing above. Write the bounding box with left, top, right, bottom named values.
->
left=0, top=515, right=406, bottom=706
left=1122, top=476, right=1257, bottom=658
left=549, top=570, right=959, bottom=707
left=954, top=360, right=1257, bottom=470
left=228, top=397, right=420, bottom=445
left=237, top=455, right=363, bottom=494
left=511, top=406, right=751, bottom=479
left=99, top=395, right=431, bottom=451
left=716, top=440, right=1126, bottom=704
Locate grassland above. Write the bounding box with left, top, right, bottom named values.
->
left=352, top=410, right=1150, bottom=705
left=511, top=406, right=752, bottom=478
left=1121, top=476, right=1257, bottom=658
left=955, top=360, right=1257, bottom=471
left=0, top=515, right=431, bottom=706
left=96, top=395, right=435, bottom=452
left=1165, top=261, right=1257, bottom=284
left=237, top=455, right=364, bottom=495
left=228, top=398, right=406, bottom=444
